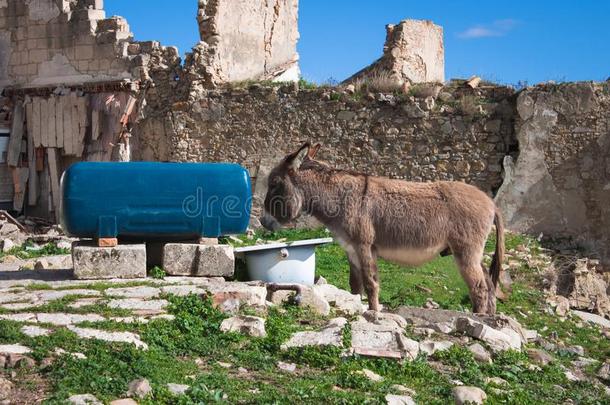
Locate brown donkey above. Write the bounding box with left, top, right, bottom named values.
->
left=261, top=143, right=505, bottom=315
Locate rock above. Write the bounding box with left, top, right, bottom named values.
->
left=127, top=378, right=152, bottom=399
left=345, top=84, right=356, bottom=94
left=0, top=377, right=13, bottom=401
left=281, top=317, right=346, bottom=350
left=68, top=326, right=148, bottom=350
left=33, top=255, right=71, bottom=269
left=350, top=317, right=419, bottom=360
left=313, top=284, right=363, bottom=315
left=456, top=317, right=520, bottom=352
left=419, top=340, right=453, bottom=356
left=390, top=385, right=416, bottom=396
left=15, top=356, right=36, bottom=369
left=163, top=244, right=234, bottom=277
left=21, top=325, right=51, bottom=337
left=220, top=315, right=266, bottom=337
left=1, top=239, right=15, bottom=253
left=72, top=243, right=147, bottom=280
left=217, top=361, right=232, bottom=368
left=572, top=310, right=610, bottom=329
left=167, top=383, right=190, bottom=395
left=597, top=361, right=610, bottom=381
left=468, top=343, right=492, bottom=363
left=207, top=283, right=267, bottom=312
left=269, top=285, right=330, bottom=315
left=486, top=377, right=508, bottom=386
left=68, top=394, right=103, bottom=405
left=36, top=313, right=106, bottom=326
left=105, top=286, right=161, bottom=299
left=0, top=344, right=31, bottom=355
left=563, top=345, right=585, bottom=357
left=571, top=357, right=597, bottom=368
left=57, top=240, right=72, bottom=250
left=108, top=299, right=168, bottom=312
left=360, top=368, right=383, bottom=382
left=362, top=311, right=408, bottom=329
left=277, top=361, right=297, bottom=373
left=431, top=321, right=455, bottom=334
left=452, top=386, right=487, bottom=405
left=555, top=296, right=570, bottom=317
left=526, top=348, right=554, bottom=366
left=315, top=276, right=327, bottom=285
left=385, top=394, right=415, bottom=405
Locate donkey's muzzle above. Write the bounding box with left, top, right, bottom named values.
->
left=260, top=212, right=281, bottom=231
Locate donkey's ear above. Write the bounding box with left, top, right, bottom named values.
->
left=308, top=143, right=321, bottom=159
left=286, top=142, right=310, bottom=171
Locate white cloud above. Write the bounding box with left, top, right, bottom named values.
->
left=458, top=19, right=519, bottom=39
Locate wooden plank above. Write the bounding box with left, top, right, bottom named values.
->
left=11, top=167, right=29, bottom=212
left=76, top=95, right=87, bottom=157
left=47, top=96, right=57, bottom=148
left=91, top=94, right=100, bottom=141
left=25, top=101, right=34, bottom=146
left=70, top=92, right=79, bottom=156
left=56, top=96, right=64, bottom=150
left=47, top=148, right=61, bottom=222
left=63, top=95, right=73, bottom=155
left=7, top=101, right=24, bottom=167
left=40, top=98, right=48, bottom=147
left=35, top=148, right=45, bottom=172
left=32, top=98, right=41, bottom=148
left=27, top=107, right=38, bottom=206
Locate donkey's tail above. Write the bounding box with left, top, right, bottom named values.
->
left=490, top=207, right=505, bottom=288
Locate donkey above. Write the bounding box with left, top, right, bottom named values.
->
left=261, top=143, right=505, bottom=315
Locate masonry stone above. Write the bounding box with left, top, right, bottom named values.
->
left=72, top=243, right=147, bottom=280
left=163, top=243, right=234, bottom=277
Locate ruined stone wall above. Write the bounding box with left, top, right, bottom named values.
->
left=496, top=82, right=610, bottom=266
left=0, top=0, right=135, bottom=87
left=134, top=84, right=516, bottom=195
left=195, top=0, right=300, bottom=86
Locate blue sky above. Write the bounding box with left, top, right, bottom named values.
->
left=105, top=1, right=610, bottom=85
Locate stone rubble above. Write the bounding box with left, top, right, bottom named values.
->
left=452, top=386, right=487, bottom=405
left=281, top=318, right=347, bottom=350
left=220, top=315, right=266, bottom=337
left=127, top=378, right=152, bottom=399
left=385, top=394, right=416, bottom=405
left=167, top=383, right=190, bottom=396
left=68, top=394, right=103, bottom=405
left=67, top=326, right=148, bottom=350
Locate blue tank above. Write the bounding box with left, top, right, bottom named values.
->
left=60, top=162, right=252, bottom=240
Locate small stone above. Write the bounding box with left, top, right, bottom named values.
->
left=452, top=386, right=487, bottom=405
left=468, top=343, right=492, bottom=364
left=360, top=368, right=383, bottom=382
left=597, top=361, right=610, bottom=381
left=167, top=383, right=190, bottom=396
left=424, top=298, right=440, bottom=309
left=68, top=326, right=148, bottom=350
left=269, top=286, right=330, bottom=315
left=108, top=299, right=168, bottom=312
left=345, top=84, right=356, bottom=94
left=0, top=344, right=31, bottom=355
left=105, top=286, right=161, bottom=299
left=281, top=318, right=346, bottom=350
left=277, top=361, right=297, bottom=373
left=315, top=276, right=327, bottom=285
left=1, top=239, right=15, bottom=253
left=527, top=348, right=554, bottom=366
left=217, top=361, right=232, bottom=369
left=220, top=315, right=266, bottom=337
left=313, top=284, right=363, bottom=315
left=15, top=356, right=36, bottom=369
left=390, top=385, right=416, bottom=396
left=419, top=340, right=453, bottom=356
left=385, top=394, right=415, bottom=405
left=68, top=394, right=103, bottom=405
left=555, top=296, right=570, bottom=317
left=0, top=377, right=13, bottom=401
left=127, top=378, right=152, bottom=399
left=21, top=325, right=51, bottom=337
left=456, top=317, right=520, bottom=352
left=485, top=377, right=508, bottom=386
left=238, top=367, right=248, bottom=374
left=563, top=345, right=585, bottom=357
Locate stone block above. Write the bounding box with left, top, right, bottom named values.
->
left=163, top=243, right=234, bottom=277
left=72, top=242, right=146, bottom=280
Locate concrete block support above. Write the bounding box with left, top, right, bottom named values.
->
left=72, top=242, right=147, bottom=280
left=163, top=243, right=234, bottom=277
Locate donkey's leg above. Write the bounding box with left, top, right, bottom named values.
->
left=357, top=244, right=380, bottom=311
left=453, top=246, right=493, bottom=314
left=347, top=256, right=364, bottom=296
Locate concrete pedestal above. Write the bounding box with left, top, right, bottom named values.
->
left=163, top=243, right=234, bottom=277
left=72, top=242, right=147, bottom=280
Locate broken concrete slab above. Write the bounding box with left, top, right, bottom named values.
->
left=72, top=243, right=146, bottom=280
left=220, top=315, right=266, bottom=337
left=107, top=299, right=168, bottom=312
left=313, top=284, right=364, bottom=315
left=281, top=317, right=346, bottom=350
left=572, top=310, right=610, bottom=329
left=67, top=326, right=148, bottom=350
left=456, top=317, right=521, bottom=352
left=350, top=317, right=419, bottom=360
left=268, top=285, right=330, bottom=315
left=206, top=283, right=267, bottom=312
left=163, top=244, right=234, bottom=277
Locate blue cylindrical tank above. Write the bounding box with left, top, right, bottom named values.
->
left=60, top=162, right=252, bottom=240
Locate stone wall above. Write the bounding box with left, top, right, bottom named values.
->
left=496, top=82, right=610, bottom=266
left=134, top=83, right=516, bottom=194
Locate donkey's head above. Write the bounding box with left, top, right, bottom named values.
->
left=260, top=143, right=321, bottom=231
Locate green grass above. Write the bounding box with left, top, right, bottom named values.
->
left=1, top=228, right=609, bottom=404
left=0, top=242, right=70, bottom=260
